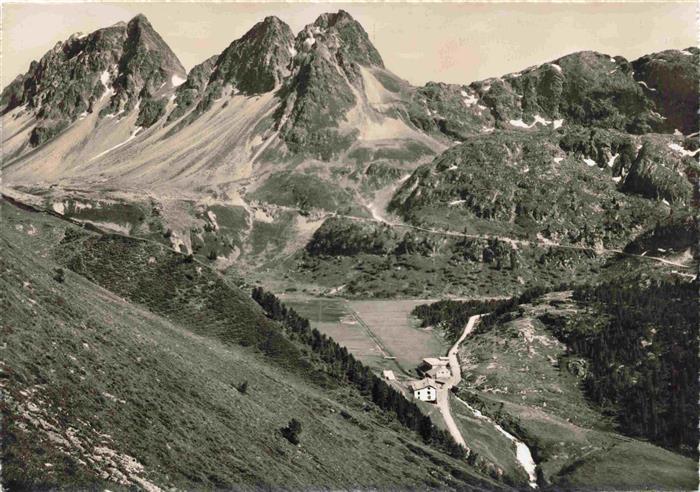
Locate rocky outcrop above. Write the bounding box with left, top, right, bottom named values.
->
left=1, top=14, right=185, bottom=145
left=632, top=47, right=699, bottom=135
left=621, top=139, right=694, bottom=204
left=167, top=55, right=218, bottom=122
left=274, top=10, right=385, bottom=160
left=406, top=82, right=495, bottom=141
left=306, top=216, right=397, bottom=256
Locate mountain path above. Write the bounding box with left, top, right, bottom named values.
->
left=257, top=201, right=693, bottom=270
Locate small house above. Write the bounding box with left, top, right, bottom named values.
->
left=410, top=378, right=438, bottom=402
left=425, top=365, right=451, bottom=381
left=418, top=357, right=450, bottom=378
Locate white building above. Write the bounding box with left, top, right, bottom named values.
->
left=411, top=378, right=438, bottom=402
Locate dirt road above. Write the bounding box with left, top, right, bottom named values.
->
left=435, top=314, right=481, bottom=448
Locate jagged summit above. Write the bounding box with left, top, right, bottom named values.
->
left=0, top=13, right=186, bottom=146
left=1, top=10, right=697, bottom=176
left=209, top=15, right=295, bottom=94
left=293, top=10, right=384, bottom=73
left=165, top=14, right=295, bottom=122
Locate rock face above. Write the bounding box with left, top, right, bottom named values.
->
left=621, top=139, right=694, bottom=203
left=632, top=47, right=700, bottom=135
left=101, top=15, right=186, bottom=118
left=411, top=51, right=664, bottom=139
left=0, top=14, right=186, bottom=145
left=167, top=55, right=218, bottom=122
left=167, top=16, right=295, bottom=124
left=212, top=16, right=295, bottom=94
left=274, top=10, right=386, bottom=159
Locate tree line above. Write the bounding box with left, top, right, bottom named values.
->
left=412, top=284, right=573, bottom=342
left=251, top=287, right=468, bottom=459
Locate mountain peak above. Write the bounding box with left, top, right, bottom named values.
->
left=298, top=10, right=383, bottom=70
left=128, top=13, right=150, bottom=25
left=313, top=9, right=356, bottom=28
left=199, top=15, right=295, bottom=96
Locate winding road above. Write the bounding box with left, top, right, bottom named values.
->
left=435, top=315, right=481, bottom=447
left=435, top=314, right=539, bottom=489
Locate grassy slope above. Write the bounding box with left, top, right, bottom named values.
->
left=455, top=291, right=696, bottom=490
left=0, top=199, right=502, bottom=490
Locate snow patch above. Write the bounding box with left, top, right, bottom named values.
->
left=52, top=202, right=66, bottom=215
left=303, top=36, right=315, bottom=50
left=510, top=114, right=551, bottom=129
left=612, top=176, right=622, bottom=183
left=680, top=50, right=693, bottom=56
left=449, top=199, right=467, bottom=206
left=550, top=63, right=562, bottom=73
left=171, top=74, right=186, bottom=87
left=91, top=126, right=143, bottom=160
left=462, top=93, right=478, bottom=107
left=674, top=129, right=684, bottom=136
left=510, top=119, right=531, bottom=129
left=638, top=80, right=657, bottom=92
left=100, top=70, right=111, bottom=88
left=289, top=47, right=297, bottom=57
left=553, top=119, right=564, bottom=129
left=206, top=210, right=219, bottom=231
left=583, top=158, right=597, bottom=167
left=668, top=142, right=700, bottom=157
left=553, top=157, right=564, bottom=164
left=607, top=153, right=619, bottom=167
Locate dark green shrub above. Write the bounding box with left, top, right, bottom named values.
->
left=281, top=418, right=302, bottom=445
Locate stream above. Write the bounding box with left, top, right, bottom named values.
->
left=455, top=396, right=538, bottom=489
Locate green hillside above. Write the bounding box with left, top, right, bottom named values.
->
left=1, top=199, right=503, bottom=490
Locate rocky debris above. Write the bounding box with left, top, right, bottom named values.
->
left=8, top=385, right=162, bottom=490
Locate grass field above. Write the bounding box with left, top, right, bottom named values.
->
left=349, top=299, right=450, bottom=372
left=282, top=296, right=450, bottom=376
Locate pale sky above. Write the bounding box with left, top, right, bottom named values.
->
left=2, top=2, right=697, bottom=89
